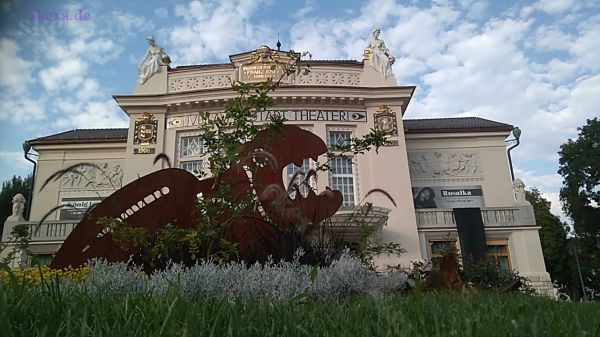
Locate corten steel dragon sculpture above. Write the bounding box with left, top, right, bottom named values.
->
left=50, top=125, right=343, bottom=269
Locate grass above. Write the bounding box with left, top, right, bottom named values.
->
left=0, top=282, right=598, bottom=337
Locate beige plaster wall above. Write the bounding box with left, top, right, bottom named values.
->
left=30, top=143, right=125, bottom=221
left=122, top=108, right=167, bottom=184
left=405, top=133, right=515, bottom=207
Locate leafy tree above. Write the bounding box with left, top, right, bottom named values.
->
left=558, top=117, right=600, bottom=299
left=0, top=175, right=32, bottom=234
left=525, top=188, right=572, bottom=291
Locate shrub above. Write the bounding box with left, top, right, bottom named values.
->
left=40, top=252, right=408, bottom=303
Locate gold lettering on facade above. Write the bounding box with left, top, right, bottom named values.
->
left=134, top=146, right=155, bottom=155
left=241, top=63, right=284, bottom=81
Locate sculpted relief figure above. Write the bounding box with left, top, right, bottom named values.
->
left=408, top=151, right=481, bottom=178
left=61, top=163, right=124, bottom=189
left=138, top=36, right=170, bottom=84
left=365, top=28, right=395, bottom=79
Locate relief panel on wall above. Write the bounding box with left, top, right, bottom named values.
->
left=408, top=151, right=482, bottom=179
left=60, top=163, right=124, bottom=190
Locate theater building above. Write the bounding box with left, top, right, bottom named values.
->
left=1, top=40, right=553, bottom=295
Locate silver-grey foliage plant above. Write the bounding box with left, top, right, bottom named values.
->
left=65, top=251, right=408, bottom=303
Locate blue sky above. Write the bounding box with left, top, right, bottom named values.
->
left=0, top=0, right=598, bottom=220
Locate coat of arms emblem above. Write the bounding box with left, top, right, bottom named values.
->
left=374, top=105, right=398, bottom=136
left=134, top=112, right=158, bottom=145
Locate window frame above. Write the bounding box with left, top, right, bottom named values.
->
left=486, top=238, right=512, bottom=274
left=427, top=239, right=458, bottom=269
left=286, top=158, right=315, bottom=199
left=326, top=128, right=358, bottom=207
left=176, top=132, right=206, bottom=176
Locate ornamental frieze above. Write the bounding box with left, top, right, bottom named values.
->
left=60, top=163, right=124, bottom=190
left=408, top=151, right=482, bottom=178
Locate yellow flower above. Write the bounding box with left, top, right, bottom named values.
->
left=0, top=265, right=89, bottom=286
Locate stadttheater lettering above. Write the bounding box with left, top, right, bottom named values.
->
left=255, top=110, right=366, bottom=123
left=167, top=110, right=367, bottom=129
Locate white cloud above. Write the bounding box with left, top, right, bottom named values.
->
left=536, top=0, right=576, bottom=14
left=39, top=57, right=87, bottom=92
left=294, top=0, right=316, bottom=19
left=514, top=168, right=566, bottom=220
left=0, top=38, right=37, bottom=93
left=0, top=95, right=46, bottom=124
left=168, top=0, right=271, bottom=64
left=76, top=78, right=102, bottom=100
left=110, top=11, right=155, bottom=37
left=0, top=151, right=32, bottom=181
left=569, top=21, right=600, bottom=71
left=154, top=7, right=168, bottom=19
left=465, top=1, right=489, bottom=19
left=541, top=191, right=566, bottom=222
left=53, top=99, right=128, bottom=129
left=529, top=25, right=573, bottom=52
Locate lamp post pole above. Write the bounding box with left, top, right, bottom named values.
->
left=506, top=127, right=521, bottom=181
left=22, top=141, right=36, bottom=221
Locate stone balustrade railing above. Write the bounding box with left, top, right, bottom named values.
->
left=415, top=206, right=537, bottom=229
left=1, top=220, right=78, bottom=243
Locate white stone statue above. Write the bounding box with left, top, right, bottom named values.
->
left=137, top=36, right=170, bottom=84
left=11, top=193, right=26, bottom=220
left=365, top=28, right=395, bottom=79
left=512, top=179, right=530, bottom=205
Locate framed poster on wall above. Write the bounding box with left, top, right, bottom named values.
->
left=59, top=197, right=103, bottom=220
left=412, top=186, right=484, bottom=209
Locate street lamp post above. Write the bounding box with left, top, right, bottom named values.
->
left=22, top=141, right=36, bottom=221
left=506, top=127, right=521, bottom=181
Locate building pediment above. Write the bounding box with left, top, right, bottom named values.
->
left=229, top=46, right=301, bottom=83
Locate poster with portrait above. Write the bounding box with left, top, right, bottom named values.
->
left=411, top=186, right=484, bottom=209
left=59, top=197, right=103, bottom=220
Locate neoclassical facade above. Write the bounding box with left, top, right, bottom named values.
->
left=1, top=39, right=553, bottom=295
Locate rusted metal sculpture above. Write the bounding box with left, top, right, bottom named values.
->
left=51, top=125, right=342, bottom=269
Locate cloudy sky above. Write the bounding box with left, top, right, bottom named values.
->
left=0, top=0, right=598, bottom=220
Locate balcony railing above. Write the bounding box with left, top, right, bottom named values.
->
left=1, top=221, right=78, bottom=243
left=416, top=206, right=536, bottom=229
left=325, top=206, right=391, bottom=242
left=3, top=206, right=392, bottom=245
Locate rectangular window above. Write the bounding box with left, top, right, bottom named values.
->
left=329, top=156, right=355, bottom=206
left=29, top=254, right=53, bottom=266
left=486, top=239, right=511, bottom=275
left=327, top=131, right=351, bottom=149
left=286, top=159, right=313, bottom=198
left=178, top=134, right=205, bottom=176
left=180, top=136, right=204, bottom=157
left=327, top=130, right=356, bottom=207
left=428, top=240, right=457, bottom=270
left=180, top=160, right=203, bottom=174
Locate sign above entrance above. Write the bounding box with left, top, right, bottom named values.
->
left=238, top=46, right=296, bottom=82
left=255, top=110, right=367, bottom=123
left=167, top=110, right=367, bottom=129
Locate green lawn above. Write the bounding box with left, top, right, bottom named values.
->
left=1, top=285, right=598, bottom=337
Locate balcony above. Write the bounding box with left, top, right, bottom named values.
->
left=2, top=206, right=392, bottom=246
left=415, top=206, right=536, bottom=229
left=325, top=206, right=391, bottom=242
left=1, top=220, right=78, bottom=243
